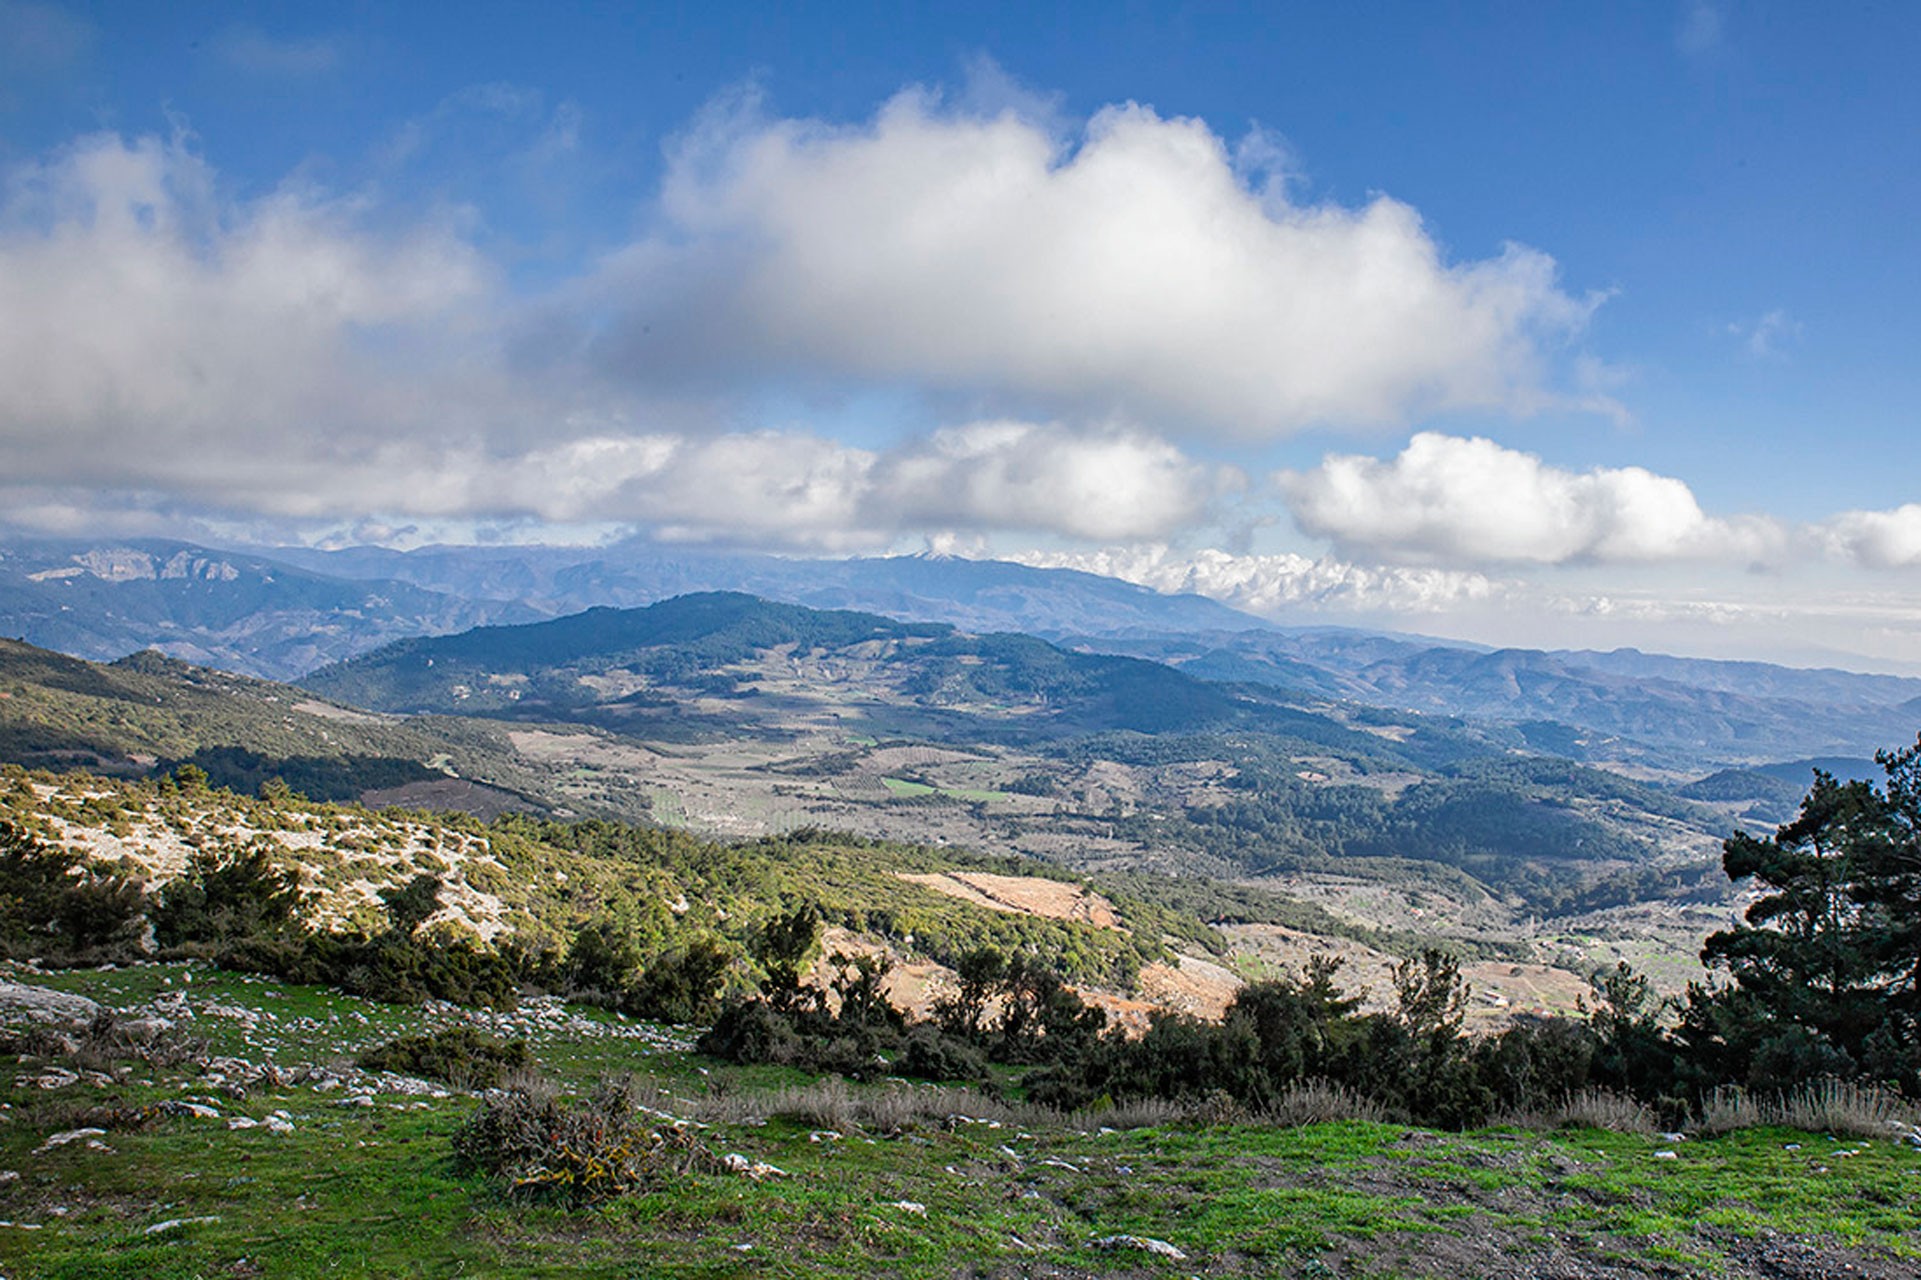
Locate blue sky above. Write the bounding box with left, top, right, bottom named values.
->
left=3, top=2, right=1920, bottom=669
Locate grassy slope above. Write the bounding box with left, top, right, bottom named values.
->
left=4, top=963, right=1917, bottom=1280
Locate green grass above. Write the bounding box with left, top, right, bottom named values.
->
left=939, top=787, right=1008, bottom=803
left=879, top=777, right=1007, bottom=803
left=4, top=964, right=1919, bottom=1280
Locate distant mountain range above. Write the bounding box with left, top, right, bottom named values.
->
left=264, top=539, right=1265, bottom=639
left=1087, top=629, right=1921, bottom=770
left=0, top=538, right=537, bottom=678
left=4, top=533, right=1918, bottom=773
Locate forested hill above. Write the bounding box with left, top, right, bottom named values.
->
left=0, top=637, right=551, bottom=810
left=302, top=591, right=1277, bottom=742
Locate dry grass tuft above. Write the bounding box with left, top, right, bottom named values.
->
left=1550, top=1087, right=1659, bottom=1134
left=1265, top=1078, right=1389, bottom=1127
left=694, top=1078, right=1036, bottom=1134
left=1064, top=1096, right=1186, bottom=1131
left=1699, top=1078, right=1919, bottom=1139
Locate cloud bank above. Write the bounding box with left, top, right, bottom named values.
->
left=0, top=129, right=1241, bottom=547
left=1012, top=545, right=1501, bottom=616
left=0, top=91, right=1591, bottom=542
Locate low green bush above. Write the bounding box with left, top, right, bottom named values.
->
left=357, top=1027, right=533, bottom=1089
left=0, top=818, right=145, bottom=963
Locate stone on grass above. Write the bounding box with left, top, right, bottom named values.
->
left=1094, top=1234, right=1187, bottom=1260
left=0, top=983, right=101, bottom=1024
left=32, top=1128, right=106, bottom=1155
left=721, top=1152, right=788, bottom=1180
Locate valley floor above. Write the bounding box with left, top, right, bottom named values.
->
left=4, top=963, right=1918, bottom=1279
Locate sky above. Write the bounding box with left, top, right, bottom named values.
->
left=3, top=1, right=1920, bottom=671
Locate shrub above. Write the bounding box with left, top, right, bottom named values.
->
left=151, top=843, right=302, bottom=950
left=698, top=999, right=804, bottom=1065
left=563, top=918, right=643, bottom=1001
left=357, top=1028, right=533, bottom=1090
left=452, top=1075, right=715, bottom=1205
left=0, top=819, right=145, bottom=963
left=627, top=936, right=734, bottom=1023
left=1474, top=1015, right=1596, bottom=1113
left=898, top=1025, right=987, bottom=1083
left=206, top=925, right=521, bottom=1009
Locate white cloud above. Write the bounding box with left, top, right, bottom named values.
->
left=1278, top=432, right=1783, bottom=566
left=0, top=131, right=496, bottom=489
left=1011, top=545, right=1501, bottom=616
left=589, top=87, right=1598, bottom=435
left=998, top=541, right=1921, bottom=673
left=0, top=126, right=1253, bottom=546
left=868, top=422, right=1230, bottom=540
left=1819, top=504, right=1921, bottom=569
left=486, top=422, right=1224, bottom=548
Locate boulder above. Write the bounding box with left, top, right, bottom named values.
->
left=0, top=983, right=100, bottom=1025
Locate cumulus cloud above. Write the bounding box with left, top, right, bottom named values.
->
left=588, top=88, right=1597, bottom=435
left=0, top=119, right=1258, bottom=549
left=1278, top=432, right=1783, bottom=565
left=1819, top=505, right=1921, bottom=569
left=1012, top=545, right=1501, bottom=616
left=0, top=130, right=500, bottom=491
left=868, top=422, right=1228, bottom=540
left=479, top=422, right=1224, bottom=548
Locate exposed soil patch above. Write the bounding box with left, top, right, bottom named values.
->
left=898, top=872, right=1121, bottom=929
left=812, top=927, right=956, bottom=1020
left=361, top=777, right=533, bottom=820
left=289, top=699, right=390, bottom=724
left=1225, top=923, right=1600, bottom=1030
left=1137, top=954, right=1242, bottom=1020
left=506, top=729, right=659, bottom=770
